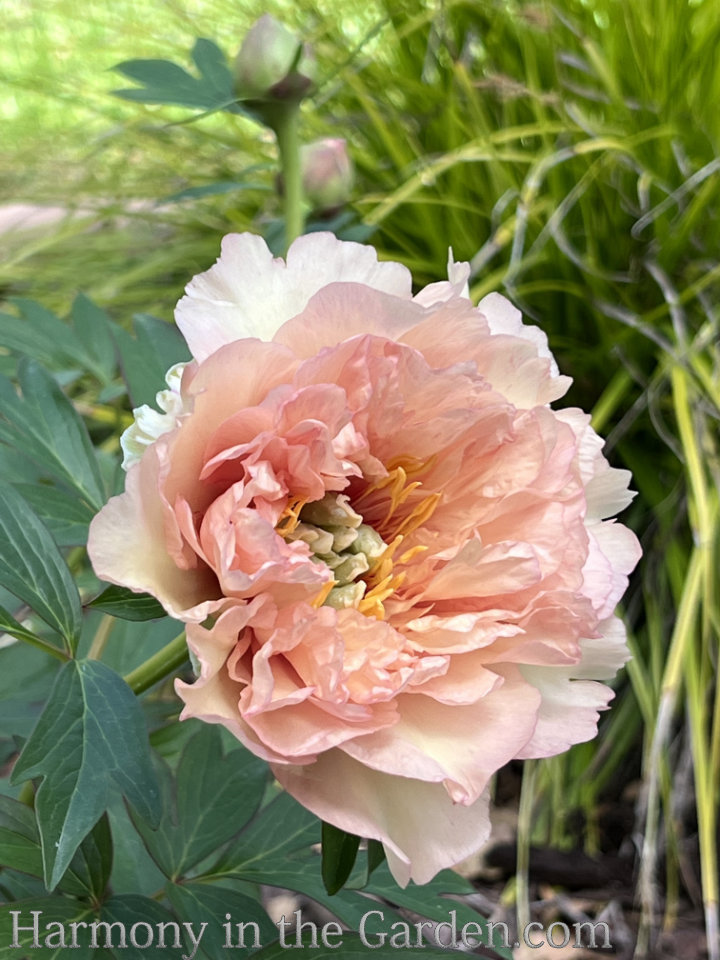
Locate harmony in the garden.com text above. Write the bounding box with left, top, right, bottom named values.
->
left=8, top=908, right=612, bottom=956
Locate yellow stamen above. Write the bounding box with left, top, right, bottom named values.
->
left=276, top=496, right=307, bottom=537
left=386, top=453, right=438, bottom=478
left=357, top=570, right=406, bottom=620
left=392, top=491, right=442, bottom=540
left=397, top=544, right=429, bottom=566
left=311, top=579, right=336, bottom=609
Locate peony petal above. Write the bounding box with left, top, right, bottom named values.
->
left=406, top=651, right=504, bottom=704
left=176, top=232, right=412, bottom=362
left=341, top=667, right=541, bottom=804
left=582, top=520, right=642, bottom=618
left=87, top=446, right=218, bottom=620
left=413, top=250, right=471, bottom=306
left=478, top=292, right=560, bottom=376
left=517, top=617, right=630, bottom=758
left=420, top=539, right=543, bottom=602
left=177, top=668, right=317, bottom=766
left=243, top=695, right=398, bottom=760
left=272, top=749, right=492, bottom=886
left=555, top=409, right=635, bottom=520
left=273, top=282, right=428, bottom=359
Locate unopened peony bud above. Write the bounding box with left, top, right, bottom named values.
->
left=301, top=138, right=354, bottom=212
left=234, top=14, right=314, bottom=103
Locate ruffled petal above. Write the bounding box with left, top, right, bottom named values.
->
left=176, top=232, right=412, bottom=361
left=517, top=616, right=630, bottom=758
left=87, top=446, right=217, bottom=620
left=272, top=749, right=492, bottom=886
left=413, top=250, right=471, bottom=306
left=340, top=667, right=541, bottom=804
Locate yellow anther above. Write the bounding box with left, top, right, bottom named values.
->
left=393, top=492, right=442, bottom=540
left=276, top=496, right=308, bottom=537
left=397, top=544, right=428, bottom=566
left=311, top=579, right=336, bottom=609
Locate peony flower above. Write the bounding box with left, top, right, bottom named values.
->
left=88, top=232, right=641, bottom=886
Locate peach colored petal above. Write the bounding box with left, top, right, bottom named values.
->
left=406, top=651, right=504, bottom=704
left=87, top=446, right=218, bottom=620
left=274, top=282, right=429, bottom=359
left=243, top=696, right=398, bottom=760
left=402, top=611, right=524, bottom=654
left=272, top=749, right=492, bottom=887
left=478, top=292, right=562, bottom=377
left=341, top=667, right=541, bottom=804
left=555, top=409, right=635, bottom=520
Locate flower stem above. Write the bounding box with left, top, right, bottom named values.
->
left=271, top=103, right=304, bottom=253
left=123, top=631, right=189, bottom=695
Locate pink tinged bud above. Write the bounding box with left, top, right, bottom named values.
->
left=234, top=14, right=315, bottom=102
left=301, top=139, right=354, bottom=212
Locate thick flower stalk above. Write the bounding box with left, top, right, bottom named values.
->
left=88, top=233, right=641, bottom=886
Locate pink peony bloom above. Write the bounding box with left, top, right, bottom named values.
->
left=88, top=233, right=641, bottom=886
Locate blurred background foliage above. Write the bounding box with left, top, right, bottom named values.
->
left=1, top=0, right=719, bottom=956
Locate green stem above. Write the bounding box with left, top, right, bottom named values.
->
left=516, top=759, right=538, bottom=936
left=590, top=367, right=633, bottom=434
left=123, top=631, right=189, bottom=695
left=271, top=103, right=304, bottom=253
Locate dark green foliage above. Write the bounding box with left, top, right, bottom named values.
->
left=11, top=660, right=161, bottom=889
left=114, top=39, right=237, bottom=113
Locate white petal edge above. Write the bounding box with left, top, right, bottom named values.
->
left=413, top=248, right=471, bottom=306
left=516, top=616, right=630, bottom=758
left=477, top=291, right=561, bottom=377
left=120, top=362, right=189, bottom=471
left=175, top=232, right=413, bottom=362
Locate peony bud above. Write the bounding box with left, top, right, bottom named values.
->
left=234, top=14, right=314, bottom=103
left=300, top=138, right=355, bottom=212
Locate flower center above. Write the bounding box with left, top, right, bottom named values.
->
left=276, top=460, right=441, bottom=620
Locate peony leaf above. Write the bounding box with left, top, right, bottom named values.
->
left=69, top=294, right=117, bottom=385
left=88, top=585, right=167, bottom=622
left=0, top=897, right=96, bottom=960
left=113, top=49, right=234, bottom=111
left=363, top=863, right=513, bottom=958
left=130, top=725, right=268, bottom=879
left=95, top=895, right=179, bottom=960
left=191, top=38, right=234, bottom=99
left=321, top=821, right=361, bottom=895
left=10, top=659, right=160, bottom=891
left=0, top=795, right=45, bottom=886
left=0, top=483, right=82, bottom=650
left=0, top=605, right=62, bottom=653
left=111, top=313, right=189, bottom=408
left=0, top=797, right=112, bottom=901
left=0, top=297, right=116, bottom=384
left=14, top=483, right=94, bottom=548
left=0, top=359, right=106, bottom=511
left=166, top=881, right=276, bottom=960
left=215, top=789, right=320, bottom=873
left=0, top=299, right=85, bottom=372
left=367, top=838, right=386, bottom=877
left=211, top=794, right=384, bottom=929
